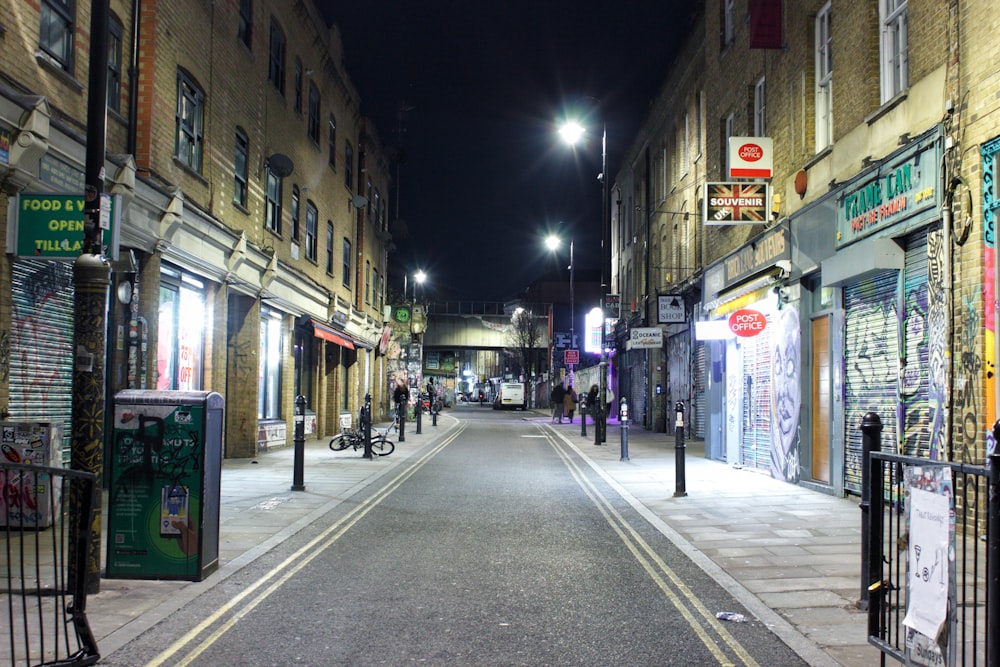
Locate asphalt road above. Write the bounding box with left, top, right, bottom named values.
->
left=101, top=407, right=806, bottom=666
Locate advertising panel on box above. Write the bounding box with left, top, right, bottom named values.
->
left=703, top=182, right=770, bottom=225
left=728, top=136, right=773, bottom=178
left=15, top=193, right=121, bottom=259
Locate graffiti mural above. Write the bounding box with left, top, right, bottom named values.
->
left=770, top=308, right=801, bottom=483
left=924, top=230, right=948, bottom=461
left=982, top=137, right=999, bottom=458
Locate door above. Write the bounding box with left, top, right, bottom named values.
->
left=811, top=315, right=831, bottom=483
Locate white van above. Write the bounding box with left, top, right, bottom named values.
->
left=493, top=382, right=526, bottom=410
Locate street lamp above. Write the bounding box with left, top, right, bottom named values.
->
left=544, top=234, right=574, bottom=384
left=413, top=270, right=426, bottom=302
left=558, top=116, right=609, bottom=445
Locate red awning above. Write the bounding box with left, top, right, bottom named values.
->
left=310, top=319, right=355, bottom=349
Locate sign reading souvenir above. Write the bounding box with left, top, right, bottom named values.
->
left=728, top=136, right=773, bottom=178
left=728, top=309, right=767, bottom=337
left=704, top=182, right=770, bottom=224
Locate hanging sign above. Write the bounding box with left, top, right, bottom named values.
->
left=704, top=182, right=770, bottom=224
left=728, top=309, right=767, bottom=337
left=728, top=137, right=773, bottom=178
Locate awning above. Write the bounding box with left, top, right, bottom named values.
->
left=309, top=319, right=354, bottom=349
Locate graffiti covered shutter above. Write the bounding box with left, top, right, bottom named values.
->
left=844, top=270, right=899, bottom=494
left=902, top=230, right=931, bottom=457
left=740, top=323, right=772, bottom=471
left=693, top=341, right=706, bottom=439
left=626, top=349, right=648, bottom=427
left=9, top=259, right=75, bottom=460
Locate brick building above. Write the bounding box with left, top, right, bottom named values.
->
left=0, top=0, right=392, bottom=459
left=611, top=0, right=999, bottom=496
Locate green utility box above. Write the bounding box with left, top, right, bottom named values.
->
left=106, top=390, right=224, bottom=581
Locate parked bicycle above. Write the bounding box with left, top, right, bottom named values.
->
left=328, top=427, right=394, bottom=456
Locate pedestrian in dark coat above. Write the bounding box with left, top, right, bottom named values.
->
left=551, top=384, right=565, bottom=423
left=563, top=384, right=578, bottom=423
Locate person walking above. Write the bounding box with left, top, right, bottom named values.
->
left=586, top=384, right=599, bottom=425
left=563, top=384, right=578, bottom=423
left=551, top=383, right=565, bottom=423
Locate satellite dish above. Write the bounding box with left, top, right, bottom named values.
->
left=266, top=153, right=294, bottom=178
left=352, top=195, right=369, bottom=209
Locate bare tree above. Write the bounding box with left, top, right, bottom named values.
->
left=507, top=308, right=544, bottom=385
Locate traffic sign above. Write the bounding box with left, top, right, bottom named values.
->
left=564, top=349, right=580, bottom=365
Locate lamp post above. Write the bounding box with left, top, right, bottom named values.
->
left=545, top=234, right=574, bottom=383
left=558, top=118, right=609, bottom=445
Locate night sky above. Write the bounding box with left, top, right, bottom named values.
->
left=321, top=1, right=697, bottom=302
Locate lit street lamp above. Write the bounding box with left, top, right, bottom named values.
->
left=558, top=116, right=609, bottom=445
left=545, top=234, right=575, bottom=383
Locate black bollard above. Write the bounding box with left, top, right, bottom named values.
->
left=858, top=411, right=882, bottom=611
left=291, top=395, right=306, bottom=491
left=619, top=397, right=630, bottom=462
left=398, top=399, right=406, bottom=443
left=673, top=401, right=687, bottom=497
left=432, top=398, right=438, bottom=427
left=361, top=393, right=372, bottom=459
left=580, top=399, right=587, bottom=438
left=416, top=394, right=423, bottom=434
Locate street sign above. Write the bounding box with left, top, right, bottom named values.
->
left=657, top=295, right=685, bottom=323
left=564, top=349, right=580, bottom=365
left=605, top=294, right=621, bottom=319
left=629, top=327, right=663, bottom=349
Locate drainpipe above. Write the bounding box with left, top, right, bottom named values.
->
left=127, top=0, right=141, bottom=156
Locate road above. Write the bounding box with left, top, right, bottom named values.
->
left=101, top=407, right=805, bottom=666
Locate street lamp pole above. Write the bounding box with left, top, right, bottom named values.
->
left=597, top=122, right=608, bottom=445
left=569, top=238, right=575, bottom=384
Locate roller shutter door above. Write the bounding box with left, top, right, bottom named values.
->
left=9, top=259, right=75, bottom=460
left=693, top=342, right=706, bottom=439
left=740, top=324, right=772, bottom=472
left=901, top=230, right=930, bottom=457
left=844, top=270, right=899, bottom=494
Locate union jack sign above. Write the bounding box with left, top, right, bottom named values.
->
left=703, top=182, right=770, bottom=225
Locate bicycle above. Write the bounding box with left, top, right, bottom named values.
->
left=328, top=428, right=395, bottom=456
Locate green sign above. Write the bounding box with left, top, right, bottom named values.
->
left=15, top=193, right=118, bottom=259
left=107, top=403, right=206, bottom=579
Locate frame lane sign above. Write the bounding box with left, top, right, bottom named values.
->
left=14, top=193, right=121, bottom=260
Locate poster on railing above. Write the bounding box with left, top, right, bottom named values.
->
left=902, top=465, right=955, bottom=665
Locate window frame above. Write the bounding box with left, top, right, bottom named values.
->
left=305, top=201, right=318, bottom=262
left=175, top=70, right=205, bottom=172
left=291, top=185, right=300, bottom=241
left=293, top=59, right=303, bottom=113
left=39, top=0, right=76, bottom=72
left=325, top=221, right=334, bottom=274
left=815, top=2, right=833, bottom=150
left=344, top=141, right=354, bottom=189
left=328, top=115, right=337, bottom=168
left=238, top=0, right=252, bottom=49
left=341, top=238, right=352, bottom=288
left=268, top=18, right=285, bottom=95
left=754, top=76, right=766, bottom=136
left=308, top=82, right=320, bottom=143
left=879, top=0, right=908, bottom=103
left=264, top=166, right=282, bottom=234
left=107, top=14, right=123, bottom=112
left=234, top=127, right=249, bottom=207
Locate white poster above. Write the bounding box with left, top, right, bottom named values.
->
left=902, top=487, right=950, bottom=639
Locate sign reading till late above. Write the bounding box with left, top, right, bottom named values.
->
left=15, top=193, right=119, bottom=259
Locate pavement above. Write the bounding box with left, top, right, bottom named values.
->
left=86, top=408, right=875, bottom=666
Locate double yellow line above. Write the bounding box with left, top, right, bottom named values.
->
left=544, top=427, right=759, bottom=667
left=147, top=425, right=465, bottom=667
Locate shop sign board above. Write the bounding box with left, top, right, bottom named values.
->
left=728, top=136, right=773, bottom=178
left=629, top=327, right=663, bottom=349
left=657, top=295, right=685, bottom=323
left=564, top=349, right=580, bottom=365
left=704, top=182, right=770, bottom=224
left=15, top=193, right=120, bottom=259
left=728, top=309, right=767, bottom=337
left=835, top=130, right=941, bottom=248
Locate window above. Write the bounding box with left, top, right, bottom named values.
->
left=39, top=0, right=75, bottom=71
left=680, top=112, right=689, bottom=177
left=238, top=0, right=252, bottom=48
left=721, top=0, right=735, bottom=48
left=291, top=185, right=300, bottom=241
left=308, top=82, right=320, bottom=143
left=158, top=271, right=206, bottom=391
left=264, top=167, right=282, bottom=234
left=365, top=261, right=371, bottom=304
left=325, top=221, right=334, bottom=274
left=815, top=2, right=833, bottom=150
left=305, top=201, right=317, bottom=261
left=294, top=59, right=303, bottom=113
left=328, top=116, right=337, bottom=167
left=344, top=142, right=354, bottom=189
left=258, top=309, right=283, bottom=420
left=880, top=0, right=908, bottom=102
left=754, top=77, right=766, bottom=136
left=342, top=238, right=352, bottom=287
left=176, top=70, right=205, bottom=172
left=268, top=18, right=285, bottom=95
left=722, top=113, right=735, bottom=177
left=107, top=15, right=123, bottom=112
left=234, top=128, right=249, bottom=207
left=373, top=268, right=381, bottom=310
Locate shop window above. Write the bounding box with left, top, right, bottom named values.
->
left=157, top=271, right=205, bottom=391
left=258, top=309, right=283, bottom=420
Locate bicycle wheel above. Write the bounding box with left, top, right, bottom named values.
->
left=329, top=434, right=350, bottom=451
left=370, top=436, right=395, bottom=456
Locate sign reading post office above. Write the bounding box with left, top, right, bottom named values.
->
left=15, top=193, right=121, bottom=260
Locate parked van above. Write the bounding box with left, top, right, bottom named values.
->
left=493, top=382, right=526, bottom=410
